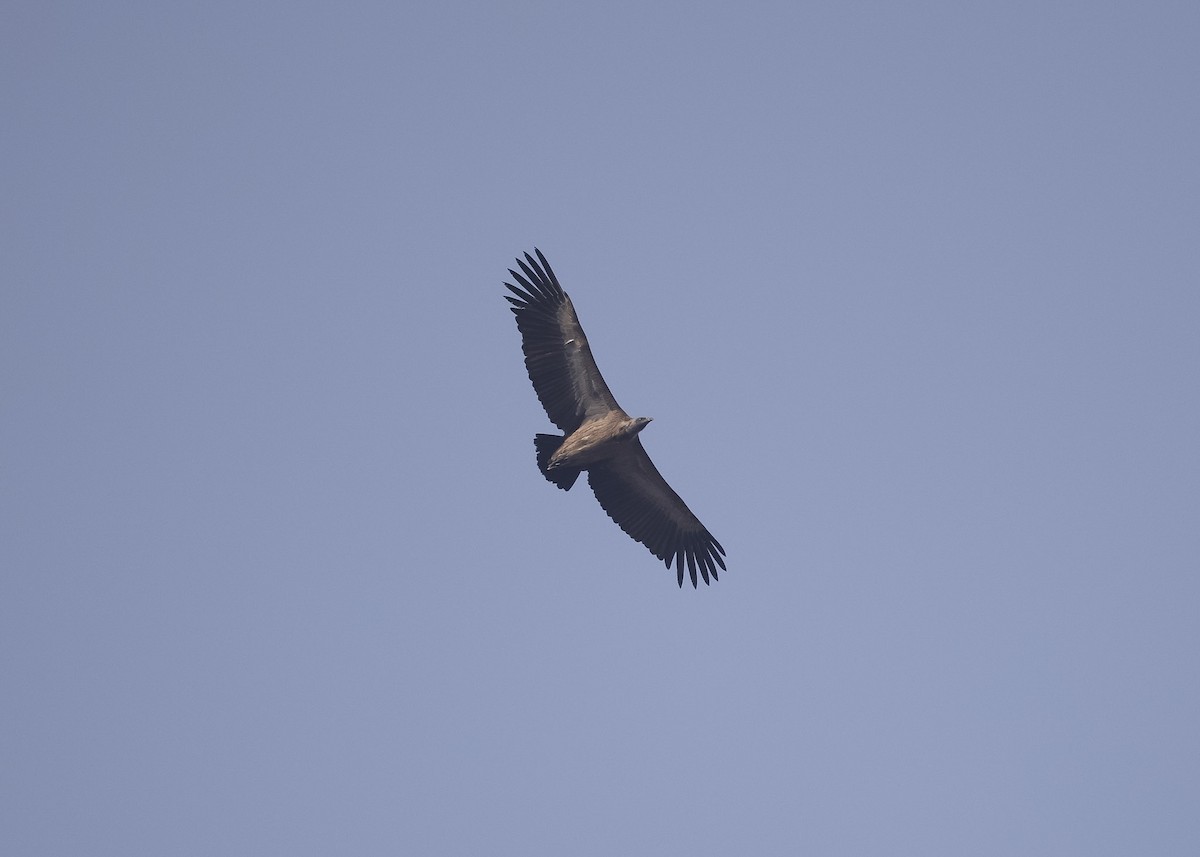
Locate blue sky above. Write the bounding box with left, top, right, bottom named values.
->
left=4, top=2, right=1198, bottom=854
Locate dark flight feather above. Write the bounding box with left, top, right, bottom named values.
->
left=504, top=249, right=621, bottom=434
left=588, top=443, right=726, bottom=587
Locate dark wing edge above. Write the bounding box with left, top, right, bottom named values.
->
left=587, top=440, right=726, bottom=588
left=504, top=249, right=621, bottom=433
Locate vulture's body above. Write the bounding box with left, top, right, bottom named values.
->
left=504, top=249, right=725, bottom=587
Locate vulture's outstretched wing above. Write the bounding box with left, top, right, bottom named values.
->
left=588, top=439, right=726, bottom=587
left=504, top=250, right=623, bottom=433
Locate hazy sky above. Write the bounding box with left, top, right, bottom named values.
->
left=4, top=2, right=1198, bottom=854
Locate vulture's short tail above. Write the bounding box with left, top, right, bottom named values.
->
left=534, top=434, right=581, bottom=491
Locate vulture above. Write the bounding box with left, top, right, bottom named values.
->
left=504, top=249, right=726, bottom=587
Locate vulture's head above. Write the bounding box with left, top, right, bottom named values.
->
left=628, top=416, right=653, bottom=435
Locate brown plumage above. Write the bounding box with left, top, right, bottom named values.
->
left=504, top=249, right=726, bottom=587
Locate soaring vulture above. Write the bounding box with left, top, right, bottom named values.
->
left=504, top=249, right=726, bottom=587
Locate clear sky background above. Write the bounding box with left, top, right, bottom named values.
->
left=4, top=2, right=1198, bottom=854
